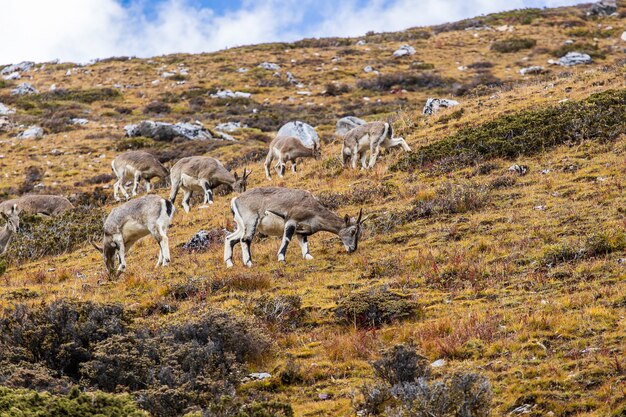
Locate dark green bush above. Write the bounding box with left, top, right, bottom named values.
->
left=490, top=38, right=536, bottom=53
left=0, top=386, right=148, bottom=417
left=42, top=88, right=121, bottom=104
left=393, top=89, right=626, bottom=171
left=357, top=72, right=455, bottom=92
left=335, top=286, right=420, bottom=328
left=3, top=207, right=106, bottom=264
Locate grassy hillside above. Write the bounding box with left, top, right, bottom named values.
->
left=1, top=3, right=625, bottom=416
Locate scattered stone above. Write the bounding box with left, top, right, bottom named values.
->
left=49, top=84, right=57, bottom=91
left=555, top=52, right=592, bottom=67
left=65, top=69, right=72, bottom=76
left=422, top=98, right=460, bottom=115
left=0, top=117, right=12, bottom=131
left=508, top=164, right=529, bottom=175
left=215, top=122, right=247, bottom=133
left=534, top=205, right=547, bottom=211
left=70, top=118, right=89, bottom=125
left=11, top=82, right=38, bottom=95
left=50, top=149, right=63, bottom=156
left=277, top=121, right=320, bottom=150
left=457, top=65, right=467, bottom=71
left=621, top=31, right=626, bottom=41
left=259, top=62, right=280, bottom=70
left=248, top=372, right=271, bottom=381
left=161, top=71, right=176, bottom=78
left=0, top=103, right=15, bottom=115
left=356, top=40, right=367, bottom=46
left=3, top=72, right=20, bottom=80
left=587, top=0, right=617, bottom=16
left=318, top=393, right=331, bottom=401
left=563, top=39, right=575, bottom=45
left=286, top=71, right=298, bottom=84
left=496, top=24, right=514, bottom=32
left=124, top=121, right=224, bottom=141
left=18, top=126, right=44, bottom=139
left=510, top=404, right=534, bottom=415
left=393, top=44, right=416, bottom=57
left=431, top=359, right=446, bottom=368
left=520, top=66, right=546, bottom=75
left=336, top=116, right=366, bottom=136
left=210, top=89, right=252, bottom=99
left=541, top=169, right=551, bottom=174
left=296, top=91, right=311, bottom=96
left=0, top=61, right=34, bottom=75
left=363, top=65, right=374, bottom=73
left=181, top=229, right=224, bottom=252
left=236, top=67, right=248, bottom=73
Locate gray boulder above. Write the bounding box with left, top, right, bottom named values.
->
left=210, top=89, right=252, bottom=99
left=124, top=121, right=214, bottom=141
left=587, top=0, right=617, bottom=16
left=336, top=116, right=366, bottom=136
left=0, top=61, right=34, bottom=75
left=215, top=121, right=247, bottom=132
left=277, top=121, right=320, bottom=149
left=423, top=98, right=460, bottom=115
left=556, top=52, right=592, bottom=66
left=3, top=72, right=20, bottom=80
left=393, top=44, right=416, bottom=58
left=11, top=82, right=38, bottom=96
left=259, top=62, right=280, bottom=71
left=0, top=103, right=15, bottom=115
left=0, top=117, right=12, bottom=132
left=70, top=118, right=89, bottom=125
left=18, top=126, right=44, bottom=139
left=286, top=72, right=298, bottom=85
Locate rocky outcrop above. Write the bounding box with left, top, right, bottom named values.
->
left=555, top=52, right=592, bottom=67
left=3, top=72, right=21, bottom=80
left=11, top=82, right=38, bottom=96
left=0, top=103, right=15, bottom=115
left=276, top=121, right=320, bottom=149
left=259, top=62, right=280, bottom=70
left=393, top=44, right=416, bottom=58
left=423, top=98, right=460, bottom=115
left=124, top=121, right=236, bottom=142
left=0, top=61, right=34, bottom=75
left=587, top=0, right=617, bottom=16
left=336, top=116, right=366, bottom=136
left=18, top=126, right=44, bottom=139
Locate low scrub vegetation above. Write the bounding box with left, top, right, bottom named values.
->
left=393, top=89, right=626, bottom=171
left=551, top=42, right=605, bottom=59
left=335, top=286, right=420, bottom=328
left=490, top=37, right=536, bottom=53
left=41, top=88, right=121, bottom=104
left=357, top=73, right=455, bottom=92
left=355, top=344, right=492, bottom=416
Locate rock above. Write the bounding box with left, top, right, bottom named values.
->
left=508, top=164, right=529, bottom=175
left=70, top=118, right=89, bottom=125
left=363, top=65, right=374, bottom=73
left=210, top=89, right=252, bottom=99
left=259, top=62, right=280, bottom=71
left=11, top=82, right=38, bottom=96
left=356, top=40, right=366, bottom=46
left=296, top=91, right=311, bottom=96
left=496, top=24, right=514, bottom=32
left=3, top=72, right=20, bottom=80
left=49, top=84, right=57, bottom=91
left=621, top=31, right=626, bottom=41
left=0, top=103, right=15, bottom=115
left=0, top=61, right=34, bottom=75
left=286, top=72, right=298, bottom=84
left=422, top=98, right=460, bottom=115
left=457, top=65, right=467, bottom=71
left=0, top=117, right=12, bottom=131
left=564, top=39, right=575, bottom=45
left=336, top=116, right=366, bottom=136
left=248, top=372, right=271, bottom=380
left=556, top=52, right=592, bottom=66
left=277, top=121, right=320, bottom=150
left=393, top=44, right=416, bottom=57
left=161, top=71, right=176, bottom=78
left=236, top=67, right=248, bottom=73
left=124, top=121, right=224, bottom=141
left=215, top=122, right=247, bottom=132
left=431, top=359, right=446, bottom=368
left=520, top=66, right=546, bottom=75
left=587, top=0, right=617, bottom=16
left=18, top=126, right=44, bottom=139
left=318, top=393, right=331, bottom=401
left=181, top=229, right=224, bottom=252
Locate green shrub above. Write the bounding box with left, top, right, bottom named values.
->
left=0, top=386, right=148, bottom=417
left=490, top=37, right=536, bottom=53
left=357, top=72, right=456, bottom=92
left=335, top=286, right=420, bottom=328
left=115, top=136, right=158, bottom=151
left=42, top=88, right=121, bottom=104
left=3, top=207, right=106, bottom=264
left=393, top=89, right=626, bottom=171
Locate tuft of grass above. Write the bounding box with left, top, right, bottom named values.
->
left=393, top=89, right=626, bottom=171
left=490, top=37, right=536, bottom=53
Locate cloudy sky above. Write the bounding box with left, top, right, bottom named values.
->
left=0, top=0, right=583, bottom=64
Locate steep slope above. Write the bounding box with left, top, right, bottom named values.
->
left=0, top=3, right=625, bottom=417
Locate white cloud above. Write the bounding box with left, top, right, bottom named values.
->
left=0, top=0, right=584, bottom=65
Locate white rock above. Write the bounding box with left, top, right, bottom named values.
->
left=49, top=84, right=57, bottom=91
left=161, top=71, right=176, bottom=78
left=296, top=91, right=311, bottom=96
left=65, top=69, right=72, bottom=76
left=11, top=82, right=38, bottom=95
left=356, top=40, right=367, bottom=45
left=393, top=44, right=416, bottom=57
left=520, top=66, right=546, bottom=75
left=564, top=39, right=574, bottom=45
left=210, top=89, right=252, bottom=99
left=423, top=98, right=460, bottom=115
left=621, top=31, right=626, bottom=41
left=18, top=126, right=44, bottom=139
left=248, top=372, right=271, bottom=380
left=363, top=65, right=374, bottom=73
left=431, top=359, right=446, bottom=368
left=259, top=62, right=280, bottom=70
left=215, top=121, right=247, bottom=132
left=336, top=116, right=366, bottom=136
left=556, top=52, right=592, bottom=66
left=3, top=72, right=20, bottom=80
left=286, top=71, right=298, bottom=84
left=151, top=79, right=160, bottom=85
left=0, top=103, right=15, bottom=115
left=70, top=118, right=89, bottom=125
left=277, top=121, right=320, bottom=149
left=496, top=25, right=514, bottom=32
left=457, top=66, right=467, bottom=71
left=236, top=67, right=248, bottom=73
